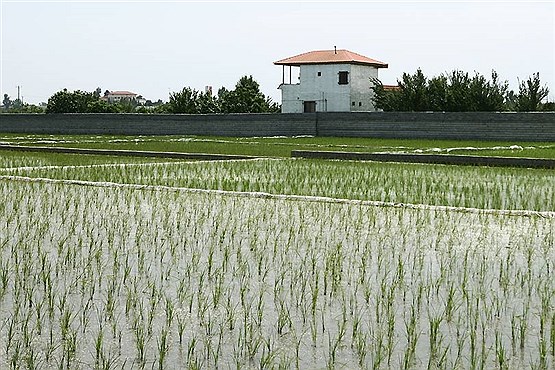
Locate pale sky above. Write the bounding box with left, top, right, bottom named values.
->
left=1, top=0, right=554, bottom=105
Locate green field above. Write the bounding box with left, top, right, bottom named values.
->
left=2, top=134, right=555, bottom=158
left=3, top=157, right=553, bottom=211
left=0, top=135, right=553, bottom=369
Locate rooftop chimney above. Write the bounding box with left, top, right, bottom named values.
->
left=334, top=46, right=337, bottom=54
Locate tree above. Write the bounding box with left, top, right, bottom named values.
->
left=371, top=69, right=510, bottom=112
left=426, top=75, right=449, bottom=111
left=46, top=89, right=84, bottom=113
left=167, top=87, right=200, bottom=113
left=370, top=79, right=402, bottom=111
left=540, top=101, right=555, bottom=112
left=371, top=69, right=429, bottom=111
left=11, top=103, right=45, bottom=113
left=467, top=71, right=508, bottom=111
left=264, top=96, right=281, bottom=113
left=0, top=96, right=45, bottom=113
left=444, top=70, right=471, bottom=111
left=397, top=68, right=429, bottom=111
left=196, top=90, right=219, bottom=114
left=219, top=75, right=278, bottom=113
left=46, top=89, right=114, bottom=113
left=114, top=99, right=136, bottom=113
left=216, top=87, right=232, bottom=113
left=2, top=94, right=12, bottom=110
left=165, top=76, right=279, bottom=114
left=86, top=99, right=117, bottom=113
left=516, top=73, right=549, bottom=112
left=51, top=89, right=85, bottom=112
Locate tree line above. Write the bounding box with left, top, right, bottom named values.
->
left=2, top=70, right=552, bottom=114
left=2, top=94, right=44, bottom=113
left=40, top=75, right=279, bottom=114
left=166, top=76, right=279, bottom=114
left=371, top=70, right=553, bottom=112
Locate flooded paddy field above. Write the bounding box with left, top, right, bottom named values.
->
left=0, top=152, right=553, bottom=369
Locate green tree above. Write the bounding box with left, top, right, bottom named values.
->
left=0, top=97, right=45, bottom=113
left=516, top=72, right=549, bottom=111
left=46, top=89, right=88, bottom=113
left=46, top=89, right=114, bottom=113
left=444, top=70, right=471, bottom=111
left=86, top=99, right=117, bottom=113
left=540, top=101, right=555, bottom=111
left=504, top=90, right=518, bottom=111
left=397, top=68, right=429, bottom=111
left=12, top=98, right=23, bottom=110
left=216, top=87, right=232, bottom=113
left=165, top=76, right=279, bottom=115
left=371, top=69, right=429, bottom=111
left=219, top=75, right=278, bottom=113
left=369, top=79, right=402, bottom=111
left=2, top=94, right=12, bottom=110
left=371, top=69, right=510, bottom=112
left=196, top=90, right=219, bottom=114
left=427, top=75, right=449, bottom=111
left=467, top=71, right=508, bottom=111
left=114, top=99, right=137, bottom=113
left=9, top=103, right=45, bottom=113
left=168, top=87, right=200, bottom=113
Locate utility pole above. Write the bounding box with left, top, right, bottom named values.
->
left=17, top=85, right=20, bottom=101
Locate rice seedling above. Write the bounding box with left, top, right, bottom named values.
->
left=0, top=149, right=553, bottom=368
left=2, top=157, right=553, bottom=211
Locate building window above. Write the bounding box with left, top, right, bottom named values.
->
left=338, top=71, right=349, bottom=85
left=317, top=71, right=321, bottom=76
left=352, top=101, right=356, bottom=106
left=303, top=101, right=316, bottom=113
left=359, top=102, right=362, bottom=107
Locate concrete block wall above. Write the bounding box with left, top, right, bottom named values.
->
left=0, top=113, right=316, bottom=137
left=316, top=112, right=555, bottom=141
left=0, top=112, right=553, bottom=141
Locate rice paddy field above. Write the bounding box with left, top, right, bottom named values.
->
left=2, top=134, right=555, bottom=158
left=0, top=135, right=554, bottom=369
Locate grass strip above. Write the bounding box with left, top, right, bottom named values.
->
left=1, top=134, right=554, bottom=158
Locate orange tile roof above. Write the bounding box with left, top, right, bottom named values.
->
left=383, top=84, right=401, bottom=92
left=275, top=49, right=388, bottom=68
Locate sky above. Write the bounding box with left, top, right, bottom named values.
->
left=1, top=0, right=554, bottom=105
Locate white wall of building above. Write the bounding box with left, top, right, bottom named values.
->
left=299, top=64, right=351, bottom=113
left=350, top=64, right=379, bottom=112
left=280, top=63, right=380, bottom=113
left=279, top=84, right=303, bottom=113
left=106, top=93, right=137, bottom=103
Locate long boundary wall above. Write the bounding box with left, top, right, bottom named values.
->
left=0, top=112, right=553, bottom=141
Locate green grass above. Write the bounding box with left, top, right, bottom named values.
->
left=1, top=134, right=554, bottom=158
left=0, top=149, right=180, bottom=168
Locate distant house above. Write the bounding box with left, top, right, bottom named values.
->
left=383, top=84, right=401, bottom=92
left=102, top=91, right=138, bottom=104
left=274, top=48, right=388, bottom=113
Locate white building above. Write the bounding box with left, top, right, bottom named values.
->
left=102, top=91, right=138, bottom=104
left=274, top=49, right=388, bottom=113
